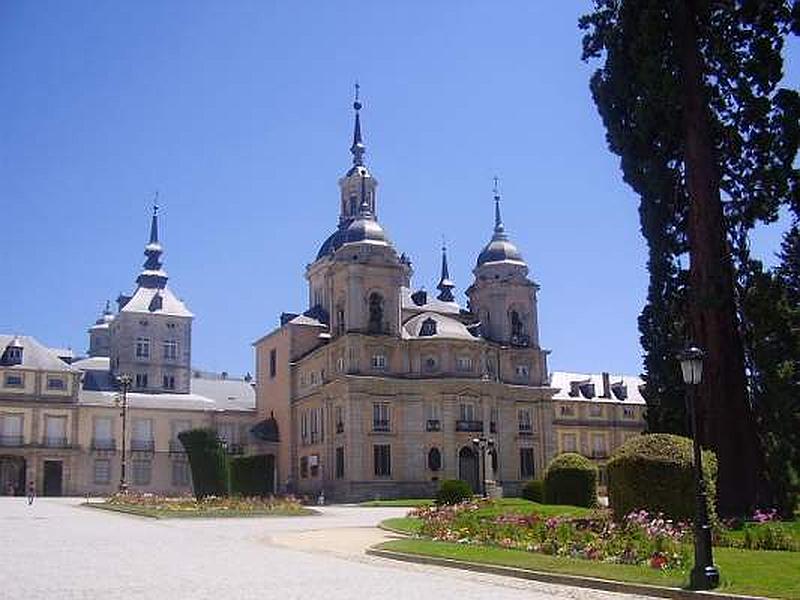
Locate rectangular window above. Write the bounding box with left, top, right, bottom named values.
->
left=373, top=444, right=391, bottom=477
left=335, top=446, right=345, bottom=479
left=0, top=414, right=23, bottom=446
left=459, top=403, right=476, bottom=422
left=46, top=376, right=65, bottom=390
left=622, top=406, right=636, bottom=419
left=456, top=356, right=473, bottom=372
left=132, top=459, right=152, bottom=485
left=589, top=404, right=603, bottom=418
left=135, top=337, right=150, bottom=359
left=520, top=448, right=535, bottom=478
left=299, top=456, right=309, bottom=478
left=515, top=365, right=530, bottom=379
left=94, top=459, right=111, bottom=484
left=44, top=415, right=67, bottom=447
left=559, top=404, right=575, bottom=417
left=269, top=349, right=277, bottom=378
left=132, top=418, right=154, bottom=451
left=371, top=354, right=387, bottom=370
left=162, top=375, right=175, bottom=390
left=92, top=417, right=114, bottom=449
left=172, top=460, right=190, bottom=486
left=336, top=357, right=345, bottom=373
left=335, top=406, right=344, bottom=433
left=135, top=373, right=148, bottom=389
left=310, top=408, right=320, bottom=443
left=592, top=433, right=607, bottom=457
left=163, top=340, right=178, bottom=360
left=4, top=373, right=24, bottom=388
left=372, top=402, right=390, bottom=432
left=518, top=408, right=533, bottom=433
left=561, top=433, right=578, bottom=453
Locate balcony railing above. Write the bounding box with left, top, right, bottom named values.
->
left=169, top=440, right=185, bottom=454
left=518, top=426, right=533, bottom=436
left=43, top=436, right=69, bottom=448
left=91, top=438, right=116, bottom=451
left=426, top=419, right=441, bottom=432
left=455, top=420, right=483, bottom=432
left=225, top=443, right=246, bottom=455
left=130, top=439, right=155, bottom=452
left=372, top=419, right=390, bottom=432
left=0, top=435, right=24, bottom=447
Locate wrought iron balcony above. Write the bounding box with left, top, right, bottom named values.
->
left=455, top=420, right=483, bottom=432
left=91, top=438, right=116, bottom=451
left=225, top=442, right=246, bottom=455
left=0, top=434, right=24, bottom=447
left=426, top=419, right=441, bottom=432
left=130, top=439, right=155, bottom=452
left=168, top=440, right=185, bottom=454
left=43, top=436, right=69, bottom=448
left=372, top=419, right=390, bottom=432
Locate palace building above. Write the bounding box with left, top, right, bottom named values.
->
left=253, top=96, right=646, bottom=501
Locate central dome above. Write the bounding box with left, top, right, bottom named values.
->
left=476, top=237, right=524, bottom=267
left=316, top=217, right=390, bottom=259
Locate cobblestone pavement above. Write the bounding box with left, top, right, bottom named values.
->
left=0, top=498, right=654, bottom=600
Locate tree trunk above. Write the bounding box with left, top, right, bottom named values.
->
left=673, top=0, right=762, bottom=516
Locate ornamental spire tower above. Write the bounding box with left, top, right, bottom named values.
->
left=436, top=240, right=456, bottom=302
left=350, top=82, right=366, bottom=170
left=137, top=196, right=168, bottom=289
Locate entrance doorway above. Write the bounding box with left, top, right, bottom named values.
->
left=458, top=446, right=479, bottom=493
left=0, top=456, right=25, bottom=496
left=43, top=461, right=63, bottom=496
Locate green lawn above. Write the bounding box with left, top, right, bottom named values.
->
left=86, top=502, right=316, bottom=519
left=381, top=517, right=423, bottom=534
left=378, top=539, right=800, bottom=599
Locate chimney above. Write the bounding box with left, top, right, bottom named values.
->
left=601, top=372, right=611, bottom=398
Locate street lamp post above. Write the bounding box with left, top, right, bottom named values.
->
left=115, top=374, right=132, bottom=494
left=471, top=435, right=495, bottom=498
left=678, top=345, right=720, bottom=590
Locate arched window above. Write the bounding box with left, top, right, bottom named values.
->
left=510, top=310, right=523, bottom=337
left=427, top=447, right=442, bottom=471
left=368, top=293, right=384, bottom=334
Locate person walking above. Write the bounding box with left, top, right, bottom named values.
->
left=26, top=481, right=35, bottom=505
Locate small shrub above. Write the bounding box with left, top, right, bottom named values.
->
left=521, top=479, right=545, bottom=503
left=607, top=433, right=717, bottom=523
left=178, top=428, right=230, bottom=499
left=436, top=479, right=473, bottom=505
left=230, top=455, right=274, bottom=497
left=544, top=453, right=598, bottom=508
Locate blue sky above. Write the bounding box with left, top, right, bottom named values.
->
left=1, top=1, right=797, bottom=377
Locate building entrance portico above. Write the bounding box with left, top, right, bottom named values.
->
left=0, top=455, right=25, bottom=495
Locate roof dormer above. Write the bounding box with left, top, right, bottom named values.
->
left=1, top=336, right=23, bottom=366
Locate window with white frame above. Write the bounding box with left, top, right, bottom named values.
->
left=46, top=376, right=65, bottom=390
left=373, top=402, right=390, bottom=432
left=44, top=415, right=67, bottom=447
left=589, top=404, right=604, bottom=418
left=172, top=460, right=190, bottom=486
left=0, top=413, right=23, bottom=445
left=92, top=417, right=113, bottom=449
left=518, top=408, right=533, bottom=433
left=163, top=340, right=178, bottom=360
left=3, top=373, right=24, bottom=388
left=591, top=433, right=607, bottom=457
left=459, top=402, right=477, bottom=422
left=456, top=356, right=473, bottom=372
left=371, top=354, right=387, bottom=370
left=131, top=418, right=153, bottom=451
left=561, top=432, right=578, bottom=453
left=94, top=459, right=111, bottom=484
left=135, top=337, right=150, bottom=359
left=132, top=459, right=152, bottom=485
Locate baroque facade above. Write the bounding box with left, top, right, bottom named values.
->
left=0, top=210, right=255, bottom=497
left=254, top=97, right=646, bottom=501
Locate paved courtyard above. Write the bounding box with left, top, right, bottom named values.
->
left=0, top=498, right=653, bottom=600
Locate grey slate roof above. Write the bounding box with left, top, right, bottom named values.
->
left=549, top=371, right=646, bottom=405
left=402, top=312, right=477, bottom=341
left=400, top=287, right=461, bottom=315
left=0, top=334, right=78, bottom=373
left=119, top=286, right=193, bottom=318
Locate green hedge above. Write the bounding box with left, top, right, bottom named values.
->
left=606, top=433, right=717, bottom=522
left=521, top=479, right=545, bottom=503
left=230, top=455, right=274, bottom=497
left=178, top=428, right=230, bottom=499
left=544, top=453, right=598, bottom=508
left=436, top=479, right=473, bottom=505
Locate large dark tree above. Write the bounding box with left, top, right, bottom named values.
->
left=580, top=0, right=799, bottom=515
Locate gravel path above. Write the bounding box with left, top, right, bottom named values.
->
left=0, top=498, right=654, bottom=600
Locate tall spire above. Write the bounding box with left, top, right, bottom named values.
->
left=492, top=176, right=508, bottom=241
left=138, top=198, right=168, bottom=289
left=436, top=238, right=456, bottom=302
left=350, top=82, right=366, bottom=168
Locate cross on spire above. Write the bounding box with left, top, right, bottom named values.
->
left=350, top=82, right=365, bottom=167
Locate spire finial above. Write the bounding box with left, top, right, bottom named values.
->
left=104, top=300, right=111, bottom=314
left=492, top=176, right=505, bottom=236
left=436, top=236, right=455, bottom=302
left=350, top=82, right=365, bottom=167
left=149, top=191, right=160, bottom=245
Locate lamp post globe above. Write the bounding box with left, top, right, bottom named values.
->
left=677, top=344, right=719, bottom=590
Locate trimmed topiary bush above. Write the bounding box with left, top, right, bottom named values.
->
left=230, top=455, right=274, bottom=497
left=607, top=433, right=717, bottom=523
left=544, top=453, right=598, bottom=508
left=521, top=479, right=545, bottom=503
left=436, top=479, right=473, bottom=505
left=178, top=428, right=230, bottom=499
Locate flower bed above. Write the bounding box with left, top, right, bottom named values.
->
left=410, top=502, right=691, bottom=570
left=96, top=491, right=312, bottom=518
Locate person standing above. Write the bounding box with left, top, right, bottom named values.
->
left=27, top=481, right=35, bottom=505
